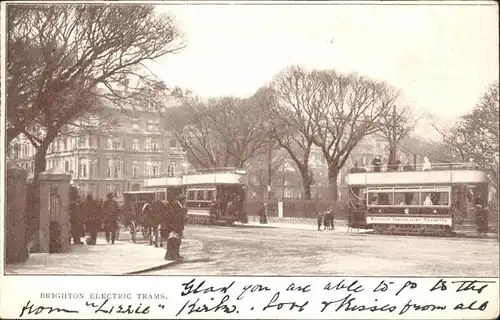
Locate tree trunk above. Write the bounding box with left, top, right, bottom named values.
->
left=300, top=170, right=311, bottom=200
left=27, top=140, right=50, bottom=252
left=388, top=145, right=397, bottom=166
left=328, top=167, right=340, bottom=201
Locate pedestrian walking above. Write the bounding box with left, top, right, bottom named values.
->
left=259, top=203, right=268, bottom=224
left=474, top=197, right=489, bottom=236
left=83, top=195, right=99, bottom=245
left=103, top=193, right=119, bottom=244
left=317, top=212, right=323, bottom=231
left=69, top=185, right=84, bottom=244
left=165, top=194, right=187, bottom=261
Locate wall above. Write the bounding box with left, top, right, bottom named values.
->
left=5, top=164, right=28, bottom=263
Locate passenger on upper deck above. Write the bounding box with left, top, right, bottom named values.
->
left=372, top=157, right=382, bottom=172
left=422, top=157, right=432, bottom=171
left=350, top=161, right=366, bottom=173
left=467, top=158, right=477, bottom=170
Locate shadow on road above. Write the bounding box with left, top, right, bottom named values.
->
left=129, top=257, right=213, bottom=275
left=231, top=224, right=277, bottom=229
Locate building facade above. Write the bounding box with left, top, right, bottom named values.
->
left=9, top=97, right=188, bottom=202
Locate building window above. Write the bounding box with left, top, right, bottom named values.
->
left=65, top=160, right=69, bottom=172
left=107, top=138, right=113, bottom=149
left=167, top=163, right=175, bottom=177
left=147, top=120, right=154, bottom=132
left=79, top=136, right=88, bottom=148
left=80, top=164, right=87, bottom=177
left=114, top=184, right=120, bottom=198
left=151, top=140, right=158, bottom=152
left=114, top=163, right=120, bottom=178
left=132, top=161, right=139, bottom=178
left=169, top=139, right=177, bottom=148
left=132, top=118, right=139, bottom=131
left=152, top=165, right=159, bottom=176
left=107, top=159, right=112, bottom=178
left=132, top=139, right=139, bottom=151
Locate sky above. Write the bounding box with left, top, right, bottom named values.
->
left=149, top=2, right=498, bottom=138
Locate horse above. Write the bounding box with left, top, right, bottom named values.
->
left=323, top=211, right=334, bottom=230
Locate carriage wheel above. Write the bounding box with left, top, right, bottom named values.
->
left=129, top=221, right=137, bottom=243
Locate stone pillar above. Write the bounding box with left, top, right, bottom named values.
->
left=38, top=169, right=72, bottom=253
left=5, top=162, right=28, bottom=263
left=278, top=201, right=283, bottom=218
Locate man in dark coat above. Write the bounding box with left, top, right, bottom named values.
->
left=103, top=193, right=119, bottom=244
left=165, top=194, right=187, bottom=261
left=474, top=197, right=489, bottom=235
left=69, top=186, right=84, bottom=244
left=83, top=195, right=99, bottom=245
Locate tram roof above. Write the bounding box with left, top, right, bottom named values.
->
left=143, top=176, right=183, bottom=188
left=346, top=169, right=489, bottom=186
left=183, top=171, right=247, bottom=185
left=123, top=190, right=155, bottom=195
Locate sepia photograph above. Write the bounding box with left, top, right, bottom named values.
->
left=2, top=0, right=499, bottom=281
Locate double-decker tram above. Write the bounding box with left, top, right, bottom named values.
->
left=182, top=168, right=247, bottom=225
left=346, top=162, right=490, bottom=236
left=142, top=176, right=184, bottom=203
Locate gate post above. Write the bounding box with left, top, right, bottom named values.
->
left=5, top=162, right=28, bottom=263
left=39, top=168, right=72, bottom=253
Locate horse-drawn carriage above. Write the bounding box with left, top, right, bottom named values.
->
left=122, top=191, right=165, bottom=246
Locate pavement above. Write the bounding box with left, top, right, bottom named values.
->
left=4, top=235, right=180, bottom=275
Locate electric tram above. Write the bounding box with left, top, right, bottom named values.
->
left=346, top=162, right=490, bottom=236
left=182, top=168, right=247, bottom=225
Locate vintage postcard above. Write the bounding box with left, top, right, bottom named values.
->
left=1, top=0, right=498, bottom=319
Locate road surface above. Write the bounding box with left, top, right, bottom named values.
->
left=120, top=224, right=499, bottom=276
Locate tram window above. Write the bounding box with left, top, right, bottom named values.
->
left=377, top=192, right=392, bottom=205
left=394, top=193, right=405, bottom=205
left=433, top=192, right=449, bottom=205
left=196, top=190, right=204, bottom=200
left=188, top=190, right=195, bottom=200
left=157, top=192, right=166, bottom=201
left=368, top=193, right=378, bottom=205
left=206, top=190, right=214, bottom=201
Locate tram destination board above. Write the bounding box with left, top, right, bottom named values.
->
left=366, top=216, right=452, bottom=226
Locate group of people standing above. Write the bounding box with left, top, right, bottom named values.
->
left=69, top=186, right=119, bottom=245
left=317, top=209, right=335, bottom=231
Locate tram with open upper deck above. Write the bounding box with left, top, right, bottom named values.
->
left=142, top=175, right=184, bottom=202
left=182, top=168, right=247, bottom=225
left=346, top=162, right=491, bottom=236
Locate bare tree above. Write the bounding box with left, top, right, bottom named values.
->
left=310, top=70, right=397, bottom=200
left=378, top=105, right=417, bottom=168
left=257, top=66, right=321, bottom=200
left=162, top=96, right=273, bottom=169
left=7, top=4, right=184, bottom=250
left=433, top=82, right=499, bottom=186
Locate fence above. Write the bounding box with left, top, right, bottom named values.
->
left=243, top=199, right=349, bottom=220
